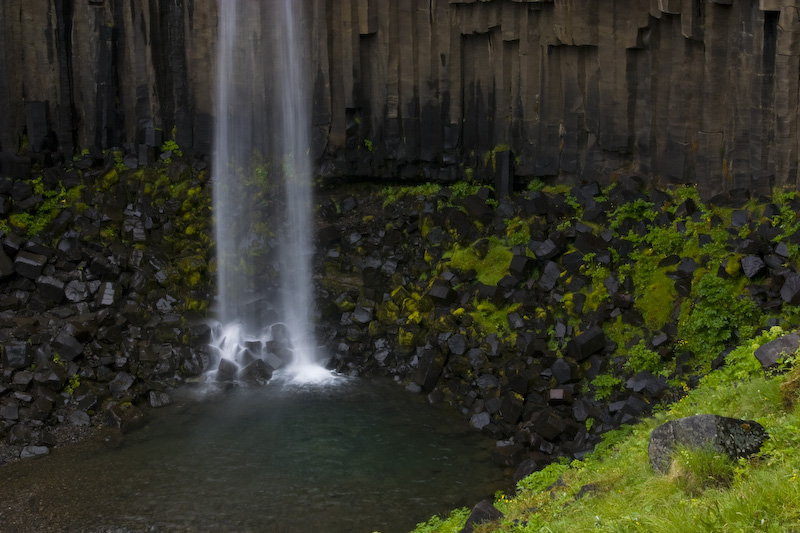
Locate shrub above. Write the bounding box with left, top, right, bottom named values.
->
left=623, top=340, right=662, bottom=374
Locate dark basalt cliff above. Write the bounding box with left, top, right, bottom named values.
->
left=0, top=1, right=797, bottom=196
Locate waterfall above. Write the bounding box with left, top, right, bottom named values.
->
left=210, top=0, right=330, bottom=384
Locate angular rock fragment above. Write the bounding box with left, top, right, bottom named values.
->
left=740, top=255, right=766, bottom=279
left=459, top=500, right=503, bottom=533
left=753, top=332, right=800, bottom=369
left=13, top=250, right=47, bottom=279
left=566, top=326, right=606, bottom=361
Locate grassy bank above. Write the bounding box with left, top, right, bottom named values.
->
left=410, top=326, right=800, bottom=532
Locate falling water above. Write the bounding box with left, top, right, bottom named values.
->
left=211, top=0, right=329, bottom=383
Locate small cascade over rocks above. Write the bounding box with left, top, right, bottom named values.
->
left=207, top=322, right=336, bottom=386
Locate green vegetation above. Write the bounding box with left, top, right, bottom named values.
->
left=469, top=300, right=521, bottom=341
left=381, top=183, right=442, bottom=207
left=591, top=373, right=623, bottom=401
left=411, top=327, right=800, bottom=533
left=449, top=238, right=512, bottom=286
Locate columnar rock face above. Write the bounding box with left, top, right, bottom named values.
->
left=0, top=1, right=797, bottom=197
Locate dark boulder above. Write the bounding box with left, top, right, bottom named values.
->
left=52, top=330, right=84, bottom=361
left=105, top=403, right=146, bottom=432
left=566, top=326, right=606, bottom=361
left=754, top=332, right=800, bottom=369
left=740, top=255, right=766, bottom=279
left=459, top=500, right=504, bottom=533
left=148, top=391, right=173, bottom=408
left=780, top=273, right=800, bottom=305
left=216, top=358, right=238, bottom=381
left=415, top=349, right=446, bottom=391
left=13, top=250, right=47, bottom=279
left=239, top=359, right=273, bottom=385
left=648, top=414, right=768, bottom=473
left=3, top=342, right=31, bottom=369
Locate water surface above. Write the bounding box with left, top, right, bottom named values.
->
left=0, top=377, right=506, bottom=532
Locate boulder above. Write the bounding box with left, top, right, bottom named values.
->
left=740, top=255, right=766, bottom=279
left=566, top=326, right=606, bottom=361
left=415, top=349, right=445, bottom=391
left=216, top=358, right=238, bottom=381
left=537, top=260, right=562, bottom=291
left=754, top=332, right=800, bottom=369
left=239, top=359, right=273, bottom=385
left=3, top=342, right=31, bottom=369
left=13, top=250, right=47, bottom=279
left=20, top=446, right=50, bottom=459
left=648, top=414, right=768, bottom=473
left=105, top=403, right=146, bottom=432
left=52, top=330, right=84, bottom=361
left=108, top=372, right=136, bottom=395
left=459, top=500, right=503, bottom=533
left=148, top=391, right=173, bottom=408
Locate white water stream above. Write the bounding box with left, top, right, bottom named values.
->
left=211, top=0, right=330, bottom=383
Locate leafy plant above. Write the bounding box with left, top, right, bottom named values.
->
left=624, top=340, right=663, bottom=374
left=592, top=374, right=623, bottom=401
left=678, top=273, right=762, bottom=364
left=161, top=139, right=183, bottom=157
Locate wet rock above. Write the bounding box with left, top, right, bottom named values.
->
left=68, top=410, right=91, bottom=426
left=105, top=403, right=145, bottom=432
left=109, top=372, right=135, bottom=395
left=532, top=409, right=566, bottom=441
left=148, top=391, right=173, bottom=408
left=500, top=392, right=524, bottom=423
left=551, top=358, right=577, bottom=384
left=239, top=359, right=273, bottom=385
left=754, top=332, right=800, bottom=369
left=11, top=370, right=33, bottom=391
left=415, top=349, right=445, bottom=391
left=216, top=358, right=238, bottom=381
left=263, top=352, right=286, bottom=372
left=20, top=445, right=50, bottom=459
left=470, top=411, right=491, bottom=430
left=648, top=414, right=767, bottom=473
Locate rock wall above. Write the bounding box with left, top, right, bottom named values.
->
left=1, top=1, right=798, bottom=197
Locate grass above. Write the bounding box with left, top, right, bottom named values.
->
left=410, top=326, right=800, bottom=532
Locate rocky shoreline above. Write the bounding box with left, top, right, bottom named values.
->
left=0, top=147, right=213, bottom=465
